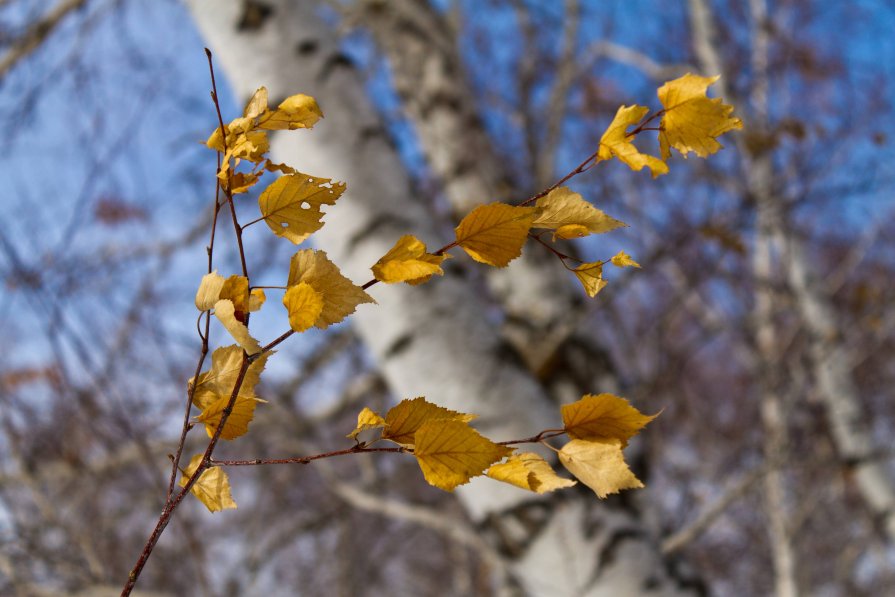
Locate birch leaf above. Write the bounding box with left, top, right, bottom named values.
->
left=487, top=452, right=577, bottom=494
left=382, top=397, right=476, bottom=447
left=259, top=173, right=346, bottom=245
left=248, top=288, right=266, bottom=312
left=562, top=393, right=658, bottom=444
left=658, top=74, right=743, bottom=159
left=558, top=439, right=643, bottom=498
left=196, top=271, right=226, bottom=311
left=597, top=105, right=668, bottom=178
left=454, top=203, right=537, bottom=267
left=191, top=346, right=269, bottom=440
left=611, top=251, right=641, bottom=268
left=230, top=171, right=262, bottom=195
left=282, top=282, right=324, bottom=333
left=346, top=407, right=387, bottom=441
left=287, top=249, right=375, bottom=328
left=219, top=275, right=250, bottom=315
left=372, top=235, right=449, bottom=284
left=413, top=420, right=512, bottom=492
left=258, top=93, right=323, bottom=130
left=243, top=86, right=269, bottom=119
left=228, top=130, right=269, bottom=164
left=214, top=299, right=261, bottom=354
left=179, top=454, right=237, bottom=513
left=533, top=187, right=626, bottom=240
left=572, top=262, right=607, bottom=298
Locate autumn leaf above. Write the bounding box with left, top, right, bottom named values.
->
left=196, top=271, right=226, bottom=311
left=382, top=397, right=476, bottom=447
left=191, top=346, right=269, bottom=440
left=248, top=288, right=266, bottom=312
left=610, top=251, right=641, bottom=268
left=243, top=86, right=269, bottom=119
left=597, top=105, right=668, bottom=178
left=413, top=419, right=512, bottom=491
left=559, top=439, right=643, bottom=498
left=259, top=173, right=346, bottom=245
left=179, top=454, right=237, bottom=513
left=372, top=235, right=450, bottom=284
left=487, top=452, right=576, bottom=494
left=258, top=93, right=323, bottom=130
left=532, top=187, right=626, bottom=240
left=658, top=73, right=743, bottom=159
left=346, top=407, right=387, bottom=441
left=229, top=171, right=262, bottom=195
left=561, top=393, right=657, bottom=444
left=454, top=203, right=537, bottom=267
left=287, top=249, right=375, bottom=328
left=282, top=282, right=324, bottom=333
left=219, top=275, right=250, bottom=314
left=572, top=262, right=607, bottom=298
left=214, top=299, right=261, bottom=354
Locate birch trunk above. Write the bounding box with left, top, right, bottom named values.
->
left=186, top=1, right=694, bottom=594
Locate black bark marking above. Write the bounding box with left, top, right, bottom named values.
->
left=237, top=0, right=273, bottom=31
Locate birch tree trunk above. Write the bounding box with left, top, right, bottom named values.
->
left=186, top=1, right=695, bottom=594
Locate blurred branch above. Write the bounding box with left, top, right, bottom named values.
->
left=0, top=0, right=88, bottom=80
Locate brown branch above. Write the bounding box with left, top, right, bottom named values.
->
left=0, top=0, right=87, bottom=81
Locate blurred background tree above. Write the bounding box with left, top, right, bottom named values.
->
left=0, top=0, right=893, bottom=595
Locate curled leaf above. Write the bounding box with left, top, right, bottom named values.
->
left=214, top=299, right=261, bottom=355
left=597, top=105, right=668, bottom=178
left=180, top=454, right=237, bottom=513
left=347, top=407, right=387, bottom=441
left=372, top=235, right=449, bottom=284
left=487, top=452, right=577, bottom=494
left=558, top=439, right=643, bottom=498
left=610, top=251, right=641, bottom=268
left=572, top=262, right=607, bottom=298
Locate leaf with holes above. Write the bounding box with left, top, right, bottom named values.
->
left=259, top=173, right=346, bottom=245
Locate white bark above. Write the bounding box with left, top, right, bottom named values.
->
left=186, top=1, right=692, bottom=594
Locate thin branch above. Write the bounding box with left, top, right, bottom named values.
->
left=0, top=0, right=88, bottom=81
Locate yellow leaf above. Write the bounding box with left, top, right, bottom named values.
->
left=219, top=275, right=250, bottom=314
left=382, top=397, right=476, bottom=447
left=561, top=393, right=658, bottom=444
left=259, top=173, right=346, bottom=245
left=558, top=439, right=643, bottom=498
left=282, top=282, right=324, bottom=333
left=243, top=86, right=269, bottom=119
left=610, top=250, right=641, bottom=268
left=533, top=187, right=626, bottom=240
left=258, top=93, right=323, bottom=130
left=179, top=454, right=237, bottom=513
left=658, top=73, right=743, bottom=159
left=287, top=249, right=375, bottom=328
left=214, top=299, right=261, bottom=355
left=196, top=271, right=226, bottom=311
left=454, top=203, right=537, bottom=267
left=191, top=346, right=269, bottom=440
left=597, top=105, right=668, bottom=178
left=264, top=160, right=296, bottom=175
left=228, top=130, right=269, bottom=164
left=372, top=235, right=450, bottom=284
left=572, top=262, right=607, bottom=298
left=248, top=288, right=266, bottom=312
left=230, top=171, right=262, bottom=195
left=346, top=407, right=387, bottom=441
left=413, top=420, right=512, bottom=491
left=487, top=452, right=577, bottom=494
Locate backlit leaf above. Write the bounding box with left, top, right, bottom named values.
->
left=413, top=420, right=512, bottom=491
left=558, top=439, right=643, bottom=498
left=258, top=93, right=323, bottom=130
left=610, top=251, right=641, bottom=268
left=372, top=234, right=449, bottom=284
left=347, top=407, right=387, bottom=441
left=658, top=74, right=743, bottom=159
left=179, top=454, right=237, bottom=513
left=219, top=275, right=250, bottom=314
left=454, top=203, right=537, bottom=267
left=533, top=187, right=626, bottom=240
left=383, top=397, right=476, bottom=447
left=572, top=262, right=607, bottom=298
left=287, top=249, right=375, bottom=328
left=562, top=393, right=657, bottom=444
left=214, top=299, right=261, bottom=354
left=487, top=452, right=577, bottom=494
left=282, top=282, right=324, bottom=333
left=190, top=346, right=269, bottom=440
left=259, top=173, right=346, bottom=245
left=248, top=288, right=266, bottom=312
left=597, top=105, right=668, bottom=178
left=196, top=271, right=226, bottom=311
